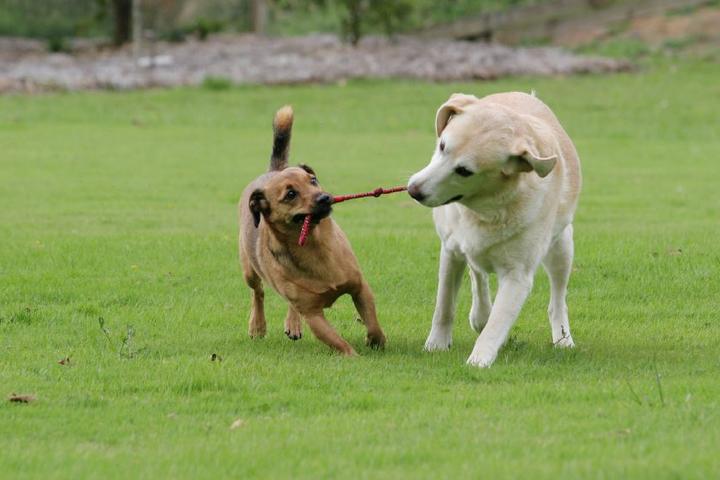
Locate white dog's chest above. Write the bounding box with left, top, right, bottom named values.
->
left=434, top=204, right=550, bottom=273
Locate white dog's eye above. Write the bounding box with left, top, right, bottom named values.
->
left=454, top=166, right=473, bottom=177
left=439, top=140, right=446, bottom=152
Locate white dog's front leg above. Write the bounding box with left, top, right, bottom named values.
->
left=467, top=271, right=533, bottom=367
left=424, top=246, right=465, bottom=351
left=468, top=268, right=492, bottom=333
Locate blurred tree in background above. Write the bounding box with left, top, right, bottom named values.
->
left=274, top=0, right=412, bottom=45
left=110, top=0, right=132, bottom=45
left=0, top=0, right=107, bottom=49
left=269, top=0, right=538, bottom=39
left=0, top=0, right=543, bottom=50
left=340, top=0, right=412, bottom=45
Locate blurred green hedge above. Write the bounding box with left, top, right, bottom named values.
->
left=0, top=0, right=545, bottom=45
left=0, top=0, right=108, bottom=39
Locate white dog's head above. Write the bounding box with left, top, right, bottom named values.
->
left=407, top=93, right=559, bottom=207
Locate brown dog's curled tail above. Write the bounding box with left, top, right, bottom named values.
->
left=270, top=105, right=293, bottom=171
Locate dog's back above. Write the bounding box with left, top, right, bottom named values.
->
left=481, top=92, right=581, bottom=215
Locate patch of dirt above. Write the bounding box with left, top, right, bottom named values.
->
left=0, top=33, right=631, bottom=93
left=553, top=4, right=720, bottom=53
left=626, top=6, right=720, bottom=45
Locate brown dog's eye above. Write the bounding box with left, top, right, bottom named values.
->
left=310, top=177, right=318, bottom=186
left=439, top=140, right=446, bottom=152
left=285, top=189, right=297, bottom=201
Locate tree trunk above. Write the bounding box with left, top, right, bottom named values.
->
left=345, top=0, right=363, bottom=46
left=132, top=0, right=142, bottom=59
left=251, top=0, right=268, bottom=35
left=112, top=0, right=133, bottom=46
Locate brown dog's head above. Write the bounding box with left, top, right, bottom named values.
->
left=249, top=165, right=333, bottom=231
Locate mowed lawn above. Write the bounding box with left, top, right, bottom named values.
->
left=1, top=59, right=719, bottom=479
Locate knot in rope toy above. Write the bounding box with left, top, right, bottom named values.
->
left=298, top=186, right=407, bottom=246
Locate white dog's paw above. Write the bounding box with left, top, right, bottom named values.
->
left=553, top=335, right=575, bottom=349
left=424, top=328, right=452, bottom=351
left=466, top=346, right=497, bottom=368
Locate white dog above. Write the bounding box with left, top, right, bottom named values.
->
left=407, top=92, right=581, bottom=367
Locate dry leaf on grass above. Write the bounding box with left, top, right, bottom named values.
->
left=230, top=419, right=245, bottom=430
left=8, top=393, right=36, bottom=403
left=58, top=357, right=71, bottom=366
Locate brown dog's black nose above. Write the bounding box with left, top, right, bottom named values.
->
left=316, top=193, right=332, bottom=205
left=408, top=184, right=426, bottom=202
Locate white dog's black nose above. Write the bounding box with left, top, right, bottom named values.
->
left=408, top=184, right=426, bottom=202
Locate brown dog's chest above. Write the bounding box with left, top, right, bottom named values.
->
left=253, top=228, right=362, bottom=313
left=263, top=264, right=356, bottom=311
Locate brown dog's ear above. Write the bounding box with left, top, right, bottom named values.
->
left=298, top=164, right=315, bottom=176
left=435, top=93, right=479, bottom=137
left=249, top=189, right=269, bottom=228
left=502, top=115, right=558, bottom=178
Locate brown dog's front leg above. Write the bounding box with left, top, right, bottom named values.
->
left=245, top=270, right=266, bottom=338
left=303, top=311, right=357, bottom=356
left=352, top=282, right=386, bottom=349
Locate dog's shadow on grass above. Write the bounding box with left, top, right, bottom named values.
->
left=236, top=329, right=582, bottom=371
left=382, top=333, right=583, bottom=371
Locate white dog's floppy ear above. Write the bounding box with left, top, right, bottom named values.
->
left=435, top=93, right=479, bottom=137
left=503, top=115, right=558, bottom=178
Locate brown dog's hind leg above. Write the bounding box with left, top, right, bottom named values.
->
left=244, top=268, right=266, bottom=338
left=352, top=282, right=386, bottom=349
left=284, top=306, right=302, bottom=340
left=303, top=311, right=357, bottom=356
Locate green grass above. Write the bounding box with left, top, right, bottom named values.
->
left=1, top=60, right=720, bottom=478
left=577, top=38, right=652, bottom=59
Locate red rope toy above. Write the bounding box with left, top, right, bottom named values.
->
left=298, top=186, right=407, bottom=246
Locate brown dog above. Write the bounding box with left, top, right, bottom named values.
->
left=238, top=106, right=386, bottom=355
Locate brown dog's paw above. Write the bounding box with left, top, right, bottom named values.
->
left=284, top=316, right=303, bottom=341
left=248, top=325, right=266, bottom=339
left=342, top=347, right=359, bottom=357
left=284, top=329, right=302, bottom=341
left=284, top=310, right=302, bottom=341
left=365, top=331, right=386, bottom=350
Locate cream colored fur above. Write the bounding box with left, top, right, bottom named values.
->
left=407, top=91, right=581, bottom=367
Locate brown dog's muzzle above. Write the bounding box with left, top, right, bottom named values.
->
left=311, top=193, right=333, bottom=221
left=291, top=192, right=333, bottom=225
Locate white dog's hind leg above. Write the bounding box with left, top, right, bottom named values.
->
left=468, top=268, right=491, bottom=333
left=466, top=271, right=533, bottom=367
left=542, top=224, right=575, bottom=348
left=424, top=247, right=465, bottom=351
